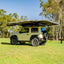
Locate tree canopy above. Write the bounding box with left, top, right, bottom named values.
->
left=40, top=0, right=64, bottom=22
left=40, top=0, right=64, bottom=40
left=0, top=9, right=28, bottom=37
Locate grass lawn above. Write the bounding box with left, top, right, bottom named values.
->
left=0, top=38, right=64, bottom=64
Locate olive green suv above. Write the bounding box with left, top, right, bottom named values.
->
left=9, top=20, right=58, bottom=46
left=10, top=26, right=48, bottom=46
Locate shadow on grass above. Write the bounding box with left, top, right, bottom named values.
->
left=1, top=42, right=10, bottom=45
left=1, top=42, right=45, bottom=47
left=1, top=42, right=32, bottom=46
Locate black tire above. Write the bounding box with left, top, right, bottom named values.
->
left=31, top=38, right=40, bottom=46
left=11, top=37, right=18, bottom=45
left=43, top=33, right=47, bottom=42
left=40, top=38, right=47, bottom=45
left=43, top=38, right=47, bottom=45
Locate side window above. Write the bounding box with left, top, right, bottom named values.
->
left=31, top=28, right=38, bottom=33
left=21, top=28, right=29, bottom=33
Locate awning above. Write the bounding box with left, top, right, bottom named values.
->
left=7, top=20, right=59, bottom=26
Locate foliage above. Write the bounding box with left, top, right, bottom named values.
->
left=46, top=26, right=53, bottom=35
left=40, top=0, right=64, bottom=39
left=40, top=0, right=64, bottom=21
left=0, top=9, right=28, bottom=37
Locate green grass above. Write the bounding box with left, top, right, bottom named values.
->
left=0, top=38, right=64, bottom=64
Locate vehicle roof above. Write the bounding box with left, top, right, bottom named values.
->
left=7, top=20, right=59, bottom=26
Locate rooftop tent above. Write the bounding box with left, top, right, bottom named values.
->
left=7, top=20, right=59, bottom=26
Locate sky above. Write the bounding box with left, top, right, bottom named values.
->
left=0, top=0, right=48, bottom=20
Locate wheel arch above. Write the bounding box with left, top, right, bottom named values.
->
left=30, top=35, right=38, bottom=41
left=10, top=35, right=18, bottom=40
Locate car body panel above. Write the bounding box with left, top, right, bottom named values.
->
left=11, top=26, right=44, bottom=41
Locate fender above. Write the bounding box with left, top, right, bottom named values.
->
left=10, top=35, right=18, bottom=40
left=30, top=35, right=38, bottom=41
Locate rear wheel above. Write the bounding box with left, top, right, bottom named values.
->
left=31, top=38, right=40, bottom=46
left=11, top=37, right=18, bottom=45
left=40, top=38, right=47, bottom=45
left=40, top=33, right=47, bottom=45
left=43, top=33, right=47, bottom=45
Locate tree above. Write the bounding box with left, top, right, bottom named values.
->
left=0, top=9, right=7, bottom=37
left=24, top=16, right=28, bottom=20
left=40, top=0, right=64, bottom=40
left=0, top=9, right=6, bottom=17
left=0, top=9, right=28, bottom=38
left=21, top=16, right=24, bottom=20
left=13, top=13, right=18, bottom=20
left=0, top=10, right=18, bottom=37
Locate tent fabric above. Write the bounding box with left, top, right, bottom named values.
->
left=7, top=20, right=59, bottom=26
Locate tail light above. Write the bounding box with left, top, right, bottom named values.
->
left=41, top=38, right=43, bottom=41
left=47, top=38, right=48, bottom=40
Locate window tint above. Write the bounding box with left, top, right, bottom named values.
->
left=31, top=28, right=38, bottom=33
left=21, top=28, right=29, bottom=33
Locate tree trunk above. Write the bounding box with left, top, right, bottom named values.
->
left=58, top=7, right=62, bottom=39
left=52, top=26, right=55, bottom=40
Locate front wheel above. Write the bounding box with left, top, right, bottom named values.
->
left=11, top=37, right=18, bottom=45
left=31, top=38, right=40, bottom=46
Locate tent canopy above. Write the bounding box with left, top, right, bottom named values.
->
left=7, top=20, right=59, bottom=26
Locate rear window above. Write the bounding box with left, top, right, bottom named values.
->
left=31, top=28, right=38, bottom=33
